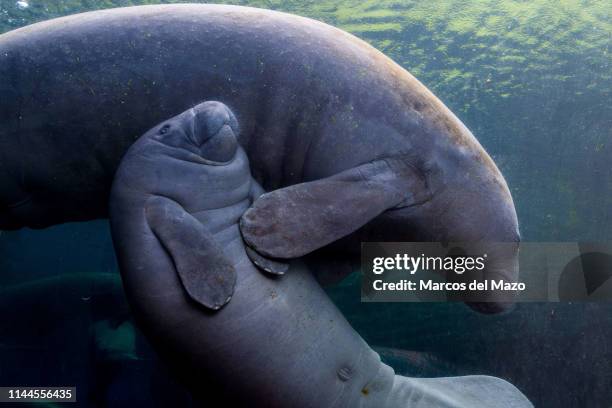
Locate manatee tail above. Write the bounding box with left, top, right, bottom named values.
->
left=380, top=372, right=534, bottom=408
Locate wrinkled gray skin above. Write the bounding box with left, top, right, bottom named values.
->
left=110, top=101, right=531, bottom=407
left=0, top=4, right=526, bottom=405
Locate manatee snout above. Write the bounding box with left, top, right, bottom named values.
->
left=186, top=101, right=239, bottom=163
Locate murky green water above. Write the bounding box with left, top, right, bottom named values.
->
left=0, top=1, right=610, bottom=407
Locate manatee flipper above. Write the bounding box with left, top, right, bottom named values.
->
left=245, top=246, right=289, bottom=275
left=245, top=179, right=290, bottom=275
left=145, top=195, right=236, bottom=310
left=240, top=157, right=430, bottom=259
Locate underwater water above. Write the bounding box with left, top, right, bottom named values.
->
left=0, top=1, right=610, bottom=407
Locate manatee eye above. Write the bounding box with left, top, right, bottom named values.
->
left=159, top=124, right=170, bottom=135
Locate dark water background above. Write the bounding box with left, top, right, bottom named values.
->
left=0, top=1, right=610, bottom=407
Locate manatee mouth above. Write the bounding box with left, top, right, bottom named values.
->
left=188, top=102, right=239, bottom=165
left=198, top=123, right=238, bottom=165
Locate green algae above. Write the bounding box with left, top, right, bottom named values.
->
left=340, top=22, right=403, bottom=33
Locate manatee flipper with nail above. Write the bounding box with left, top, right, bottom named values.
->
left=109, top=102, right=532, bottom=407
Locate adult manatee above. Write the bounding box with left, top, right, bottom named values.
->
left=0, top=2, right=524, bottom=401
left=0, top=5, right=519, bottom=296
left=110, top=100, right=530, bottom=407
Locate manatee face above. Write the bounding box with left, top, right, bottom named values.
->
left=111, top=101, right=253, bottom=237
left=151, top=101, right=240, bottom=166
left=186, top=101, right=240, bottom=164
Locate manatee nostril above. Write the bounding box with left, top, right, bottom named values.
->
left=199, top=124, right=238, bottom=163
